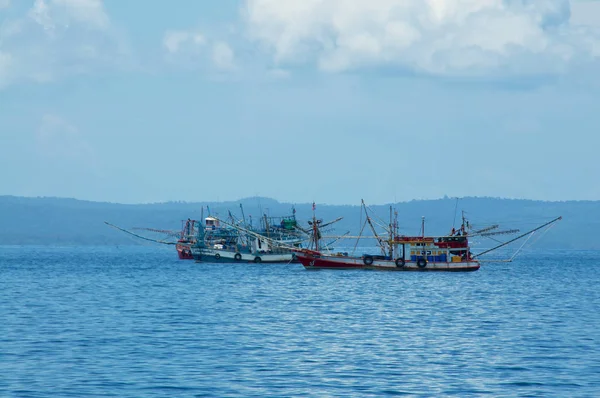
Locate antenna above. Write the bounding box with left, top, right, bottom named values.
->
left=452, top=197, right=459, bottom=229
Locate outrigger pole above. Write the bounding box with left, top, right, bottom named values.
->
left=132, top=227, right=180, bottom=237
left=104, top=221, right=177, bottom=245
left=471, top=216, right=562, bottom=259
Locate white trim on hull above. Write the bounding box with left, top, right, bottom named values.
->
left=192, top=247, right=296, bottom=263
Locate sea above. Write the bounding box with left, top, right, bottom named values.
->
left=1, top=245, right=599, bottom=397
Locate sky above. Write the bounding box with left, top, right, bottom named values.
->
left=1, top=0, right=600, bottom=205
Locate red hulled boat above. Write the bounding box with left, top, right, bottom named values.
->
left=293, top=202, right=561, bottom=272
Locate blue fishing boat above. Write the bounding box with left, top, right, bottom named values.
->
left=191, top=209, right=305, bottom=263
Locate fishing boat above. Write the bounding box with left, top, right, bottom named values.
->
left=295, top=236, right=480, bottom=271
left=191, top=210, right=306, bottom=263
left=104, top=203, right=306, bottom=262
left=293, top=201, right=561, bottom=272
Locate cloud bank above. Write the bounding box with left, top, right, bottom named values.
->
left=0, top=0, right=129, bottom=87
left=244, top=0, right=600, bottom=76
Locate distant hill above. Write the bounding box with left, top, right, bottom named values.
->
left=0, top=195, right=597, bottom=249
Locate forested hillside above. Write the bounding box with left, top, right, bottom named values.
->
left=0, top=195, right=597, bottom=249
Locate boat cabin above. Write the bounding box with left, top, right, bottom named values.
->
left=394, top=235, right=471, bottom=263
left=252, top=236, right=271, bottom=253
left=205, top=217, right=220, bottom=230
left=435, top=236, right=468, bottom=249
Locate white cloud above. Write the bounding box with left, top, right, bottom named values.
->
left=29, top=0, right=109, bottom=32
left=162, top=28, right=237, bottom=72
left=244, top=0, right=600, bottom=76
left=163, top=30, right=206, bottom=53
left=212, top=41, right=236, bottom=70
left=0, top=0, right=130, bottom=88
left=29, top=0, right=54, bottom=31
left=53, top=0, right=109, bottom=28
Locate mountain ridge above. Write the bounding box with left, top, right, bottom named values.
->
left=0, top=195, right=595, bottom=249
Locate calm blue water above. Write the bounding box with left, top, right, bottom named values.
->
left=1, top=245, right=599, bottom=397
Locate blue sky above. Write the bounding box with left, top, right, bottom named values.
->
left=1, top=0, right=600, bottom=205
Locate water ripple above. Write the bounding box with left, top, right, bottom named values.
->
left=1, top=246, right=599, bottom=397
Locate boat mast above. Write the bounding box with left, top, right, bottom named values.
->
left=239, top=204, right=252, bottom=248
left=196, top=207, right=206, bottom=248
left=312, top=202, right=319, bottom=252
left=264, top=213, right=271, bottom=240
left=240, top=203, right=247, bottom=228
left=453, top=197, right=459, bottom=230
left=388, top=205, right=394, bottom=258
left=394, top=208, right=400, bottom=259
left=362, top=199, right=387, bottom=256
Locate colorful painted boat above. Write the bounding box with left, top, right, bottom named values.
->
left=191, top=211, right=304, bottom=263
left=293, top=202, right=561, bottom=272
left=295, top=220, right=480, bottom=272
left=295, top=248, right=480, bottom=272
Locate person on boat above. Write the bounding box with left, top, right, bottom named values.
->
left=460, top=251, right=473, bottom=261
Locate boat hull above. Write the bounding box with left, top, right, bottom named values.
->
left=176, top=242, right=194, bottom=260
left=296, top=252, right=480, bottom=272
left=192, top=247, right=298, bottom=264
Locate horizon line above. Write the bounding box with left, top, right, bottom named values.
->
left=0, top=194, right=596, bottom=206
